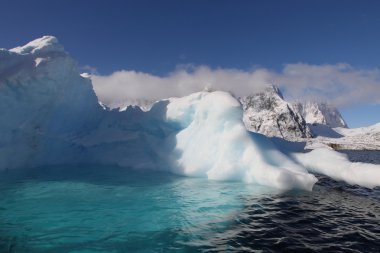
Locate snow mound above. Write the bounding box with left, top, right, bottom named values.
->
left=10, top=36, right=64, bottom=55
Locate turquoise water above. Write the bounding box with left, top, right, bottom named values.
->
left=2, top=153, right=380, bottom=253
left=0, top=166, right=275, bottom=252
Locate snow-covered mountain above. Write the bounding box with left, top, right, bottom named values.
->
left=305, top=123, right=380, bottom=150
left=239, top=85, right=380, bottom=150
left=293, top=101, right=348, bottom=128
left=0, top=36, right=379, bottom=189
left=333, top=123, right=380, bottom=149
left=290, top=97, right=380, bottom=150
left=109, top=99, right=154, bottom=112
left=240, top=85, right=313, bottom=140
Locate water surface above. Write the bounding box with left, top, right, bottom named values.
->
left=0, top=151, right=379, bottom=252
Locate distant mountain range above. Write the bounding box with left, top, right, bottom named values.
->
left=104, top=84, right=379, bottom=150
left=240, top=85, right=313, bottom=140
left=239, top=85, right=347, bottom=140
left=240, top=85, right=379, bottom=150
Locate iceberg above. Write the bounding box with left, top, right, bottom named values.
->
left=294, top=148, right=380, bottom=189
left=164, top=91, right=317, bottom=190
left=0, top=36, right=379, bottom=191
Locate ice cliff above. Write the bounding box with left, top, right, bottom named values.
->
left=0, top=36, right=379, bottom=190
left=0, top=36, right=103, bottom=169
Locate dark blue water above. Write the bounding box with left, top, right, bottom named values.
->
left=0, top=151, right=379, bottom=252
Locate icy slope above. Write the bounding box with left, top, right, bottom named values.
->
left=240, top=86, right=312, bottom=140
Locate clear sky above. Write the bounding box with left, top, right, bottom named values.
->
left=1, top=0, right=379, bottom=127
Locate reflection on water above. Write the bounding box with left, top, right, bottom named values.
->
left=0, top=150, right=379, bottom=253
left=0, top=166, right=275, bottom=252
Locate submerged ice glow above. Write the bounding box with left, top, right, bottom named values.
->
left=0, top=166, right=273, bottom=252
left=0, top=36, right=379, bottom=190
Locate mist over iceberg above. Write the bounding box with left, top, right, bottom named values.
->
left=0, top=36, right=379, bottom=190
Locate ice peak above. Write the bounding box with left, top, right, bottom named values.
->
left=9, top=36, right=64, bottom=55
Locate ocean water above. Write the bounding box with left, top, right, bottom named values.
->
left=0, top=151, right=379, bottom=253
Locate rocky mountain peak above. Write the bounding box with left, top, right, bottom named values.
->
left=293, top=101, right=348, bottom=128
left=240, top=85, right=313, bottom=140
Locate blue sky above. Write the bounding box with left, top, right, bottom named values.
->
left=1, top=0, right=380, bottom=127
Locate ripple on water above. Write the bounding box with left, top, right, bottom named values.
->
left=207, top=175, right=380, bottom=253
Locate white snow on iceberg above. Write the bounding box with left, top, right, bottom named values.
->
left=165, top=91, right=317, bottom=190
left=294, top=148, right=380, bottom=189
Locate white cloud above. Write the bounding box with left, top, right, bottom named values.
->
left=91, top=63, right=380, bottom=108
left=273, top=63, right=380, bottom=106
